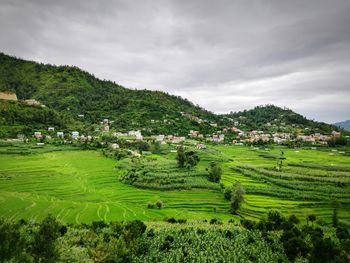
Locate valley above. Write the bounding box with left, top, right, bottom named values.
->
left=1, top=142, right=349, bottom=225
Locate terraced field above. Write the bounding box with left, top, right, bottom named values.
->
left=0, top=144, right=349, bottom=224
left=0, top=150, right=231, bottom=223
left=216, top=145, right=350, bottom=223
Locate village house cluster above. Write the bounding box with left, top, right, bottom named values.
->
left=228, top=127, right=341, bottom=145
left=23, top=110, right=345, bottom=148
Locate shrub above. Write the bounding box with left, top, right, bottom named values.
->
left=288, top=214, right=300, bottom=225
left=156, top=200, right=163, bottom=209
left=167, top=217, right=177, bottom=224
left=230, top=182, right=245, bottom=214
left=208, top=162, right=223, bottom=183
left=224, top=187, right=232, bottom=200
left=177, top=219, right=187, bottom=224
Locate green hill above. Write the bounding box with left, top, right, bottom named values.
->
left=225, top=105, right=343, bottom=134
left=0, top=52, right=344, bottom=137
left=0, top=100, right=79, bottom=138
left=0, top=52, right=222, bottom=136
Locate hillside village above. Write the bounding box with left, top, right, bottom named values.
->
left=1, top=90, right=345, bottom=153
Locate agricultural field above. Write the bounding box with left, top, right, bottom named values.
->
left=0, top=146, right=231, bottom=223
left=0, top=142, right=349, bottom=225
left=214, top=145, right=350, bottom=223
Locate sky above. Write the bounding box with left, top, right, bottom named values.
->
left=1, top=0, right=350, bottom=123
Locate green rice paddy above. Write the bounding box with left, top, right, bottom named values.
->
left=0, top=143, right=349, bottom=224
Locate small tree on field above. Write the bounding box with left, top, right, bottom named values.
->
left=184, top=151, right=200, bottom=170
left=208, top=162, right=223, bottom=183
left=176, top=146, right=186, bottom=168
left=151, top=141, right=161, bottom=154
left=230, top=182, right=245, bottom=214
left=176, top=146, right=200, bottom=169
left=156, top=200, right=163, bottom=209
left=224, top=187, right=232, bottom=200
left=307, top=214, right=316, bottom=226
left=331, top=199, right=340, bottom=227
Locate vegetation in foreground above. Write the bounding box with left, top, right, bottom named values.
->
left=0, top=142, right=350, bottom=224
left=1, top=211, right=349, bottom=263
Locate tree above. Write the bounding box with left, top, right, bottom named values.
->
left=288, top=214, right=300, bottom=225
left=224, top=187, right=232, bottom=200
left=156, top=200, right=163, bottom=209
left=230, top=182, right=245, bottom=214
left=208, top=162, right=223, bottom=183
left=267, top=210, right=285, bottom=230
left=176, top=146, right=186, bottom=168
left=307, top=214, right=316, bottom=226
left=331, top=200, right=340, bottom=227
left=176, top=146, right=200, bottom=169
left=184, top=150, right=200, bottom=169
left=0, top=219, right=24, bottom=261
left=32, top=214, right=61, bottom=263
left=151, top=141, right=161, bottom=154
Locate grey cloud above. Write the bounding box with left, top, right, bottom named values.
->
left=0, top=0, right=349, bottom=123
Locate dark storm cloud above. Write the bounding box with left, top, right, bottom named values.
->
left=1, top=0, right=349, bottom=122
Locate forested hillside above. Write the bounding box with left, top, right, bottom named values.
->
left=225, top=105, right=342, bottom=134
left=0, top=100, right=78, bottom=138
left=0, top=53, right=222, bottom=135
left=0, top=53, right=343, bottom=136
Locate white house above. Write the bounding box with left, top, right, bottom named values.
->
left=72, top=131, right=79, bottom=139
left=34, top=132, right=42, bottom=139
left=111, top=143, right=120, bottom=149
left=57, top=132, right=64, bottom=138
left=48, top=127, right=55, bottom=132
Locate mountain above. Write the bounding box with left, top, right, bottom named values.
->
left=334, top=120, right=350, bottom=131
left=0, top=52, right=344, bottom=137
left=224, top=105, right=343, bottom=134
left=0, top=100, right=79, bottom=138
left=0, top=52, right=225, bottom=136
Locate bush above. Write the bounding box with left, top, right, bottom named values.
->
left=288, top=214, right=300, bottom=225
left=167, top=217, right=177, bottom=224
left=208, top=162, right=223, bottom=183
left=147, top=202, right=154, bottom=209
left=224, top=187, right=232, bottom=200
left=178, top=219, right=187, bottom=224
left=156, top=200, right=163, bottom=209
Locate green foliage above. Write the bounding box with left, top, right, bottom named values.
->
left=207, top=161, right=223, bottom=183
left=224, top=186, right=233, bottom=200
left=0, top=219, right=25, bottom=261
left=120, top=158, right=220, bottom=191
left=156, top=200, right=163, bottom=209
left=0, top=100, right=75, bottom=138
left=226, top=104, right=343, bottom=135
left=176, top=146, right=200, bottom=169
left=151, top=141, right=161, bottom=154
left=32, top=214, right=61, bottom=262
left=230, top=182, right=245, bottom=214
left=176, top=146, right=186, bottom=168
left=0, top=52, right=221, bottom=136
left=307, top=214, right=317, bottom=226
left=328, top=137, right=348, bottom=147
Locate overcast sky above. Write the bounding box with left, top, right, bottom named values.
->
left=1, top=0, right=350, bottom=123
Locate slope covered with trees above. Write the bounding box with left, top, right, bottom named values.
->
left=0, top=52, right=221, bottom=135
left=0, top=52, right=344, bottom=136
left=225, top=105, right=343, bottom=134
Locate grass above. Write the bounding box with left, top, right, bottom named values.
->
left=0, top=150, right=231, bottom=223
left=217, top=145, right=350, bottom=223
left=0, top=143, right=349, bottom=224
